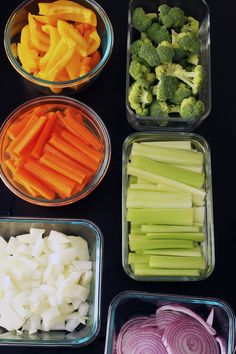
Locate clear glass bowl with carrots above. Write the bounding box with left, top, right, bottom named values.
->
left=4, top=0, right=114, bottom=95
left=0, top=96, right=111, bottom=206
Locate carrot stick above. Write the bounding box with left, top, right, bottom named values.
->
left=43, top=143, right=93, bottom=181
left=7, top=116, right=29, bottom=140
left=40, top=151, right=88, bottom=183
left=60, top=129, right=102, bottom=164
left=58, top=112, right=102, bottom=150
left=24, top=157, right=76, bottom=198
left=90, top=50, right=101, bottom=69
left=14, top=166, right=55, bottom=199
left=31, top=112, right=58, bottom=158
left=48, top=133, right=98, bottom=171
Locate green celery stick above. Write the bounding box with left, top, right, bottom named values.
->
left=133, top=264, right=200, bottom=277
left=192, top=194, right=205, bottom=207
left=126, top=190, right=192, bottom=209
left=128, top=253, right=150, bottom=264
left=130, top=227, right=144, bottom=235
left=149, top=255, right=205, bottom=270
left=141, top=141, right=192, bottom=150
left=130, top=155, right=204, bottom=189
left=172, top=165, right=203, bottom=173
left=129, top=239, right=194, bottom=251
left=194, top=207, right=205, bottom=223
left=129, top=183, right=160, bottom=191
left=127, top=208, right=194, bottom=225
left=127, top=164, right=205, bottom=198
left=156, top=184, right=179, bottom=192
left=131, top=142, right=203, bottom=166
left=141, top=225, right=200, bottom=233
left=143, top=246, right=202, bottom=257
left=129, top=175, right=137, bottom=185
left=137, top=177, right=154, bottom=184
left=145, top=232, right=204, bottom=242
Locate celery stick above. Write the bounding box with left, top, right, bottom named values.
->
left=173, top=165, right=203, bottom=173
left=127, top=164, right=205, bottom=198
left=192, top=194, right=205, bottom=207
left=130, top=227, right=144, bottom=235
left=127, top=208, right=193, bottom=225
left=129, top=175, right=137, bottom=185
left=137, top=177, right=155, bottom=184
left=143, top=246, right=202, bottom=257
left=141, top=141, right=192, bottom=150
left=145, top=232, right=204, bottom=242
left=130, top=155, right=204, bottom=189
left=131, top=143, right=203, bottom=166
left=128, top=253, right=150, bottom=264
left=133, top=264, right=200, bottom=277
left=149, top=255, right=205, bottom=270
left=141, top=225, right=200, bottom=233
left=126, top=190, right=192, bottom=209
left=156, top=184, right=179, bottom=192
left=129, top=183, right=159, bottom=191
left=129, top=239, right=194, bottom=251
left=193, top=207, right=205, bottom=224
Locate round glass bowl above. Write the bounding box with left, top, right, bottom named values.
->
left=4, top=0, right=114, bottom=95
left=0, top=96, right=111, bottom=206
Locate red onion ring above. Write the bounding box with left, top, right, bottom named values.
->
left=155, top=310, right=186, bottom=333
left=163, top=318, right=220, bottom=354
left=206, top=307, right=214, bottom=326
left=216, top=336, right=227, bottom=354
left=156, top=304, right=216, bottom=336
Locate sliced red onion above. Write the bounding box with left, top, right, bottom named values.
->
left=163, top=318, right=220, bottom=354
left=216, top=336, right=227, bottom=354
left=155, top=310, right=186, bottom=333
left=139, top=317, right=158, bottom=328
left=156, top=304, right=216, bottom=336
left=206, top=307, right=214, bottom=326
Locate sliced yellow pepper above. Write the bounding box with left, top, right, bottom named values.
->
left=17, top=25, right=39, bottom=73
left=32, top=14, right=59, bottom=26
left=39, top=24, right=60, bottom=69
left=65, top=52, right=82, bottom=79
left=57, top=19, right=88, bottom=57
left=38, top=2, right=97, bottom=26
left=87, top=30, right=101, bottom=55
left=28, top=13, right=50, bottom=52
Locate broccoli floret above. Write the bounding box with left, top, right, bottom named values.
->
left=171, top=29, right=187, bottom=61
left=170, top=82, right=192, bottom=105
left=180, top=96, right=205, bottom=119
left=156, top=41, right=175, bottom=64
left=131, top=7, right=157, bottom=32
left=177, top=31, right=200, bottom=54
left=128, top=81, right=153, bottom=116
left=155, top=63, right=204, bottom=95
left=130, top=39, right=143, bottom=55
left=153, top=74, right=179, bottom=102
left=158, top=5, right=186, bottom=29
left=149, top=99, right=169, bottom=117
left=181, top=16, right=199, bottom=33
left=129, top=60, right=149, bottom=80
left=186, top=53, right=199, bottom=65
left=147, top=23, right=171, bottom=44
left=139, top=42, right=160, bottom=67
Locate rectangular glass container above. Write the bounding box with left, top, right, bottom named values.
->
left=104, top=291, right=235, bottom=354
left=126, top=0, right=211, bottom=131
left=0, top=217, right=103, bottom=347
left=122, top=132, right=214, bottom=281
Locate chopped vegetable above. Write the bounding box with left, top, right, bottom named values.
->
left=1, top=104, right=103, bottom=201
left=0, top=228, right=92, bottom=333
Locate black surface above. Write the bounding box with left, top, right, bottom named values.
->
left=0, top=0, right=234, bottom=353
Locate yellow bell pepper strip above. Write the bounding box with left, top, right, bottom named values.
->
left=57, top=19, right=88, bottom=57
left=39, top=36, right=76, bottom=81
left=39, top=24, right=60, bottom=69
left=65, top=52, right=82, bottom=79
left=32, top=14, right=59, bottom=26
left=28, top=13, right=50, bottom=53
left=17, top=25, right=39, bottom=73
left=38, top=1, right=97, bottom=26
left=87, top=30, right=101, bottom=55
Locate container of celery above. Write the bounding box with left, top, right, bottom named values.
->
left=122, top=132, right=214, bottom=281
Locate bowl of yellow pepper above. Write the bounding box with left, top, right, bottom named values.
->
left=4, top=0, right=114, bottom=94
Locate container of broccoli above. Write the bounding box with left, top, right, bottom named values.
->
left=126, top=0, right=211, bottom=131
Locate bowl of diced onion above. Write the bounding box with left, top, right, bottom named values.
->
left=0, top=217, right=103, bottom=347
left=4, top=0, right=114, bottom=95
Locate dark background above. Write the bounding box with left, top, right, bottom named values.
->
left=0, top=0, right=234, bottom=353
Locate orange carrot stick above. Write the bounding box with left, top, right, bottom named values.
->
left=31, top=111, right=58, bottom=158
left=48, top=133, right=98, bottom=171
left=7, top=116, right=29, bottom=140
left=90, top=50, right=101, bottom=69
left=24, top=157, right=76, bottom=198
left=60, top=129, right=102, bottom=164
left=40, top=151, right=88, bottom=184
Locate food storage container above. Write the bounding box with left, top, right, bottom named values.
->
left=104, top=291, right=235, bottom=354
left=0, top=96, right=111, bottom=206
left=4, top=0, right=114, bottom=95
left=0, top=217, right=103, bottom=347
left=122, top=132, right=214, bottom=281
left=126, top=0, right=211, bottom=131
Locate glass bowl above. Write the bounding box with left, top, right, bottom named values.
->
left=4, top=0, right=114, bottom=95
left=122, top=132, right=214, bottom=281
left=104, top=291, right=235, bottom=354
left=0, top=217, right=103, bottom=347
left=126, top=0, right=211, bottom=131
left=0, top=96, right=111, bottom=206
